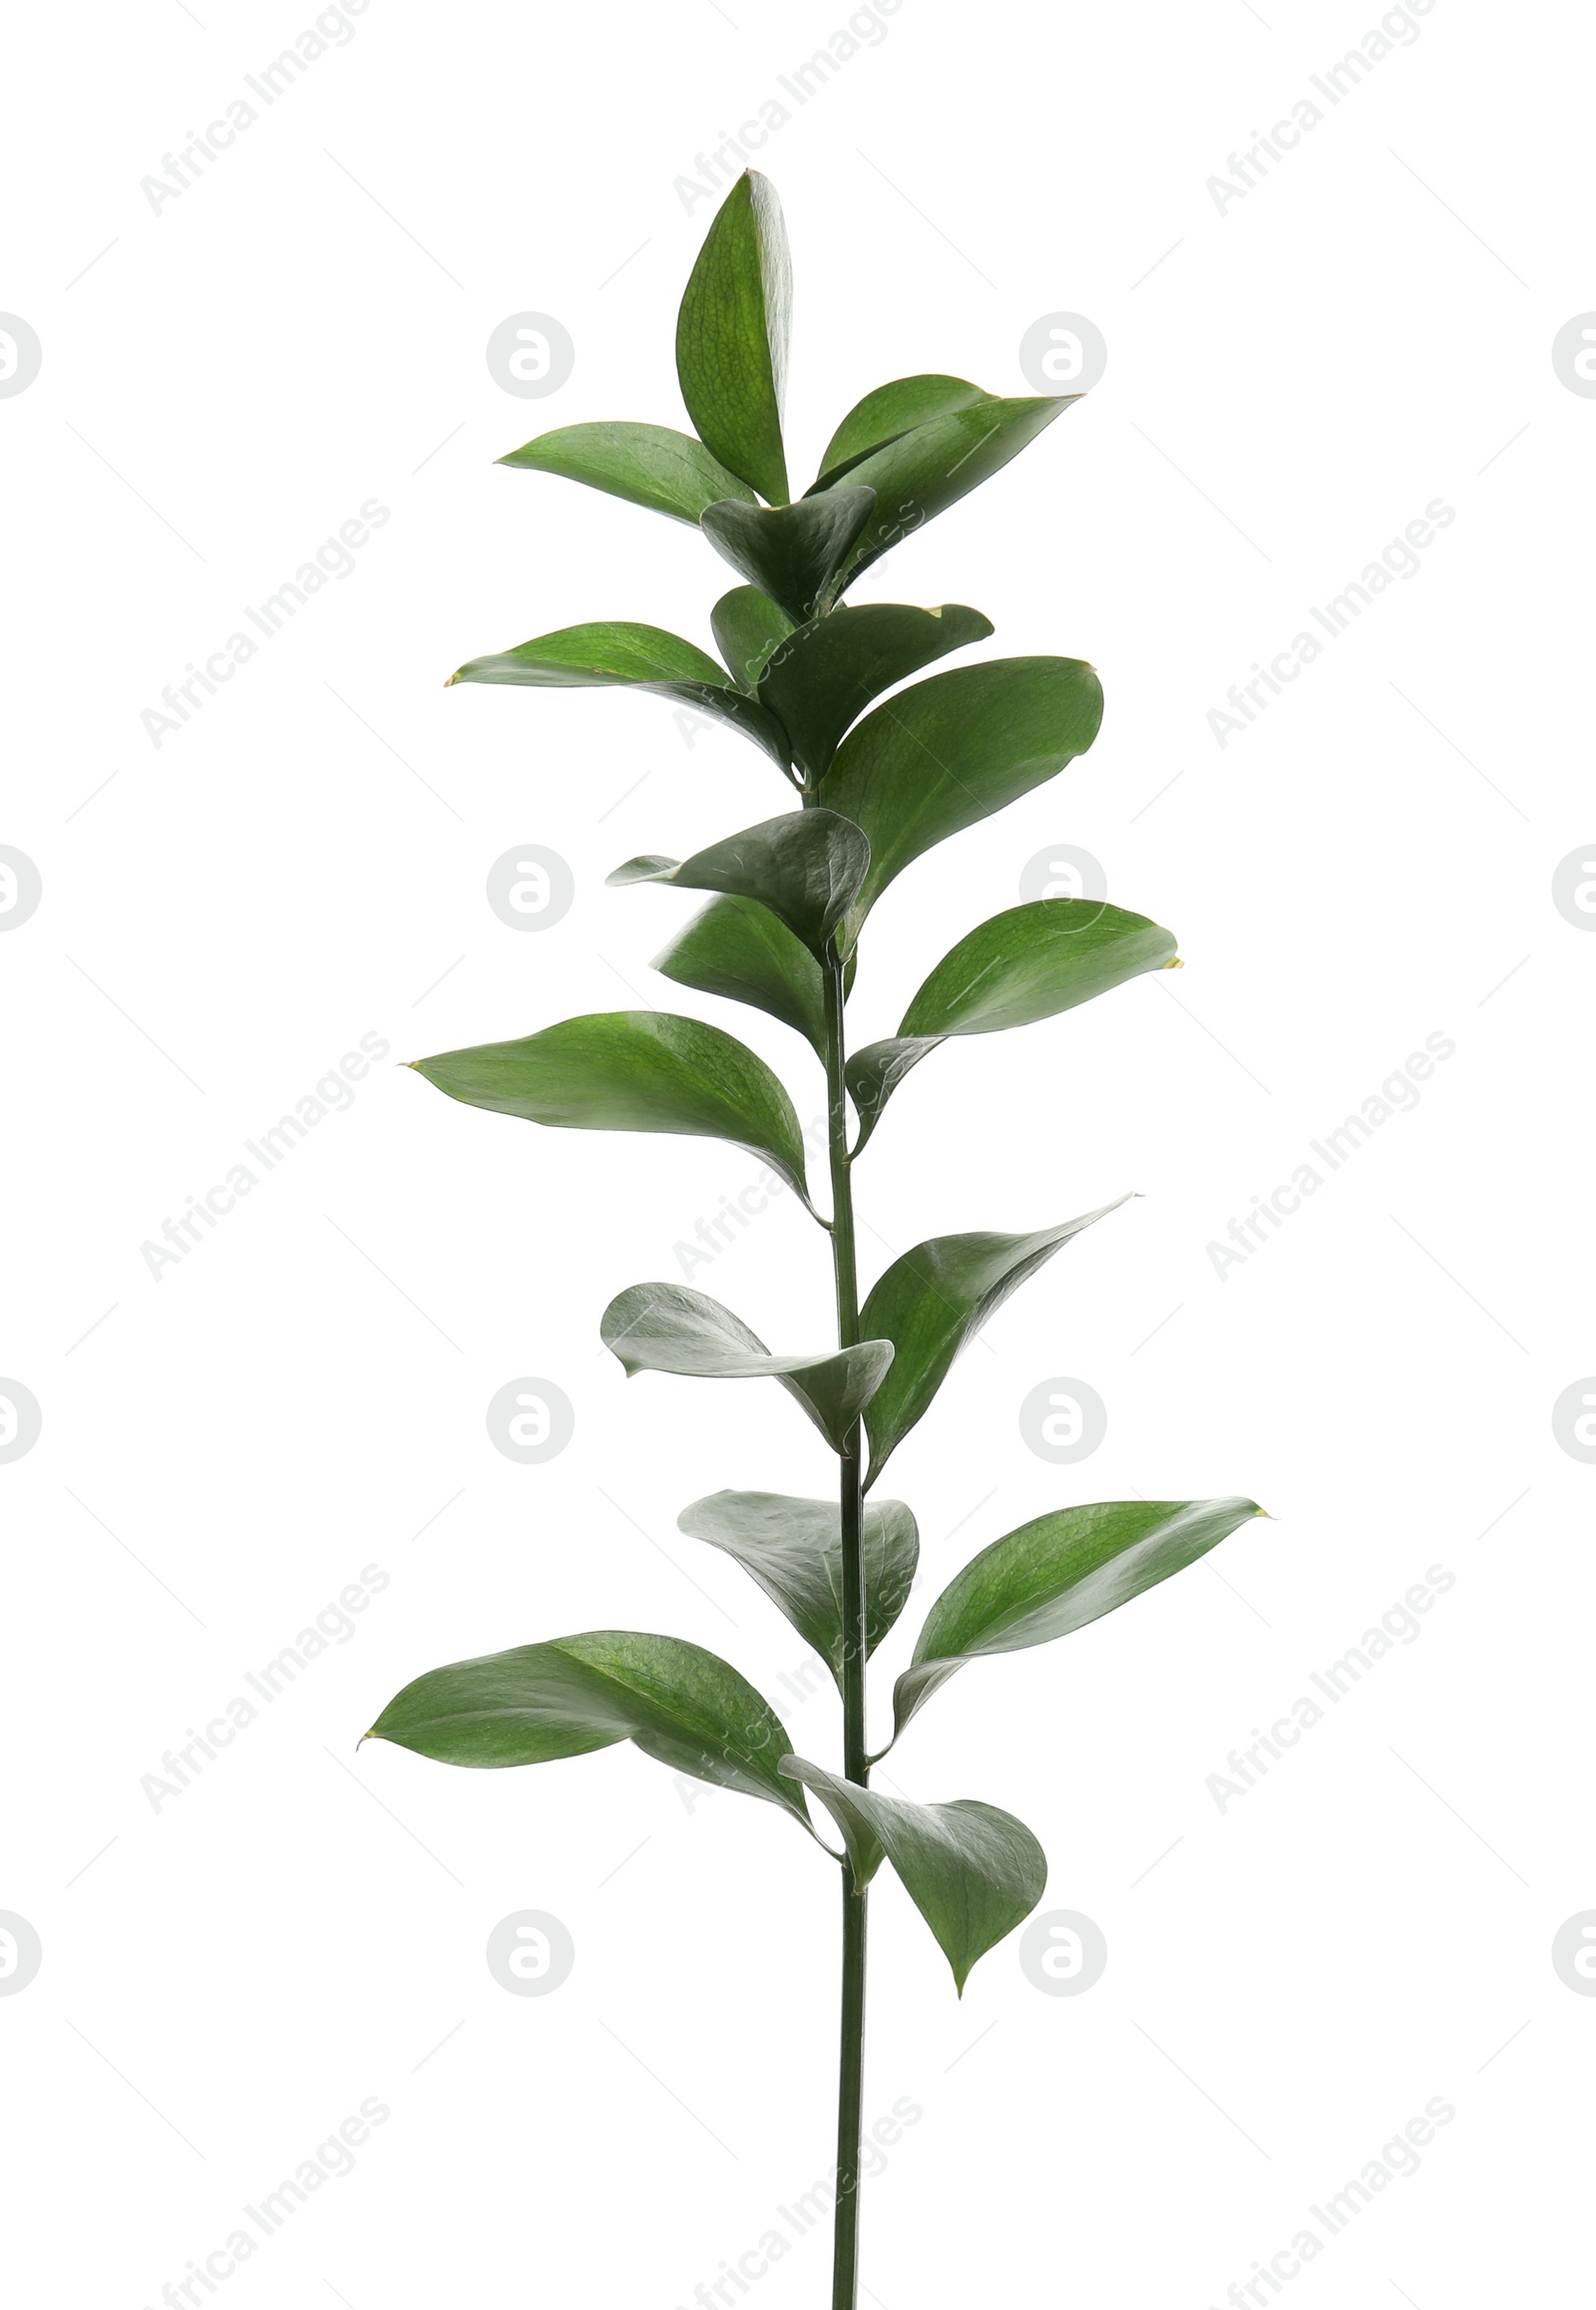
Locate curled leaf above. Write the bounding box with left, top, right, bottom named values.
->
left=676, top=172, right=792, bottom=505
left=780, top=1757, right=1046, bottom=1992
left=700, top=490, right=876, bottom=627
left=601, top=1282, right=892, bottom=1453
left=678, top=1489, right=919, bottom=1686
left=608, top=809, right=869, bottom=957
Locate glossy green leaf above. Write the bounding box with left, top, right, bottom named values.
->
left=816, top=395, right=1079, bottom=588
left=676, top=172, right=792, bottom=505
left=700, top=491, right=877, bottom=628
left=860, top=1201, right=1131, bottom=1483
left=894, top=1498, right=1267, bottom=1739
left=366, top=1630, right=810, bottom=1826
left=677, top=1490, right=919, bottom=1687
left=608, top=810, right=868, bottom=958
left=601, top=1283, right=893, bottom=1453
left=844, top=1036, right=945, bottom=1155
left=847, top=901, right=1179, bottom=1147
left=497, top=422, right=758, bottom=524
left=712, top=585, right=793, bottom=692
left=779, top=1757, right=1046, bottom=1992
left=814, top=375, right=997, bottom=487
left=757, top=602, right=995, bottom=782
left=447, top=619, right=791, bottom=773
left=903, top=900, right=1178, bottom=1035
left=411, top=1011, right=810, bottom=1202
left=651, top=894, right=830, bottom=1055
left=817, top=658, right=1103, bottom=937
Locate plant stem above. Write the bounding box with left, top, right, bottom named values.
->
left=822, top=946, right=869, bottom=2310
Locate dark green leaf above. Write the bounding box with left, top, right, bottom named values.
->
left=701, top=490, right=877, bottom=627
left=411, top=1011, right=810, bottom=1202
left=447, top=619, right=791, bottom=773
left=675, top=172, right=792, bottom=505
left=677, top=1490, right=919, bottom=1687
left=860, top=1201, right=1131, bottom=1483
left=497, top=422, right=758, bottom=524
left=815, top=395, right=1078, bottom=588
left=814, top=374, right=997, bottom=487
left=817, top=658, right=1103, bottom=938
left=844, top=1036, right=944, bottom=1155
left=757, top=602, right=995, bottom=782
left=712, top=586, right=793, bottom=691
left=366, top=1630, right=810, bottom=1826
left=608, top=809, right=869, bottom=957
left=848, top=901, right=1179, bottom=1146
left=779, top=1757, right=1046, bottom=1992
left=651, top=895, right=831, bottom=1055
left=601, top=1283, right=892, bottom=1454
left=894, top=1498, right=1267, bottom=1738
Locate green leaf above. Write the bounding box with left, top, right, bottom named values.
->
left=903, top=900, right=1179, bottom=1035
left=860, top=1201, right=1131, bottom=1483
left=757, top=602, right=995, bottom=782
left=651, top=894, right=831, bottom=1055
left=844, top=1036, right=945, bottom=1155
left=894, top=1498, right=1267, bottom=1739
left=814, top=374, right=997, bottom=487
left=700, top=490, right=876, bottom=627
left=677, top=1490, right=919, bottom=1688
left=816, top=658, right=1103, bottom=937
left=600, top=1283, right=892, bottom=1454
left=366, top=1630, right=810, bottom=1827
left=676, top=171, right=792, bottom=505
left=608, top=809, right=869, bottom=958
left=411, top=1011, right=811, bottom=1202
left=712, top=585, right=793, bottom=692
left=814, top=395, right=1078, bottom=588
left=447, top=619, right=792, bottom=773
left=846, top=900, right=1179, bottom=1147
left=497, top=422, right=758, bottom=525
left=779, top=1757, right=1046, bottom=1993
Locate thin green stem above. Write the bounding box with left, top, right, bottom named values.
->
left=821, top=943, right=869, bottom=2310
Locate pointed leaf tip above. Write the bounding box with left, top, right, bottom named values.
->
left=782, top=1757, right=1045, bottom=1989
left=599, top=1282, right=891, bottom=1451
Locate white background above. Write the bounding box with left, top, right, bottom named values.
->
left=3, top=1, right=1592, bottom=2304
